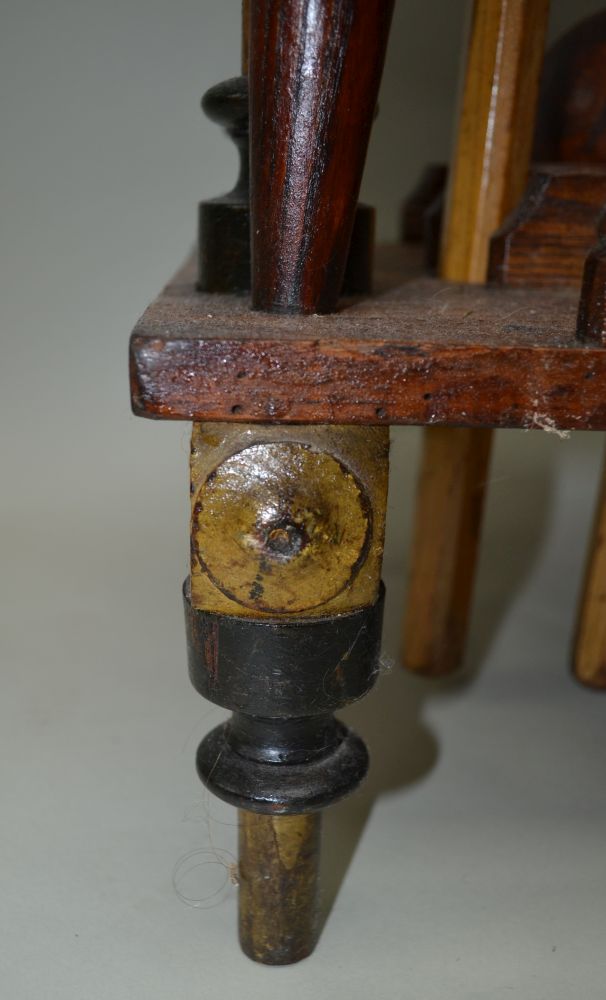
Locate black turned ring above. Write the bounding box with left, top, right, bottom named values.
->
left=184, top=581, right=385, bottom=717
left=196, top=716, right=369, bottom=814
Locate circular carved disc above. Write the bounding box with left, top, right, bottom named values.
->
left=193, top=442, right=370, bottom=613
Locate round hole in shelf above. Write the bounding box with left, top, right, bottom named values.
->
left=231, top=404, right=243, bottom=415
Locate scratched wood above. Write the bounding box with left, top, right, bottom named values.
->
left=129, top=244, right=606, bottom=430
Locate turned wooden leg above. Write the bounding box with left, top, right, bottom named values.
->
left=136, top=0, right=395, bottom=964
left=186, top=423, right=389, bottom=962
left=202, top=2, right=394, bottom=962
left=401, top=0, right=549, bottom=676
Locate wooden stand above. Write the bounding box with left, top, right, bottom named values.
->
left=129, top=0, right=606, bottom=968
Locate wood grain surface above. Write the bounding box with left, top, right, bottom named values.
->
left=440, top=0, right=549, bottom=284
left=129, top=245, right=606, bottom=430
left=489, top=165, right=606, bottom=288
left=248, top=0, right=393, bottom=313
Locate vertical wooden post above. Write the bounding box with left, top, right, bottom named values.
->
left=249, top=0, right=393, bottom=314
left=402, top=0, right=549, bottom=677
left=440, top=0, right=549, bottom=284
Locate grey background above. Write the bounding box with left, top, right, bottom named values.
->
left=1, top=2, right=605, bottom=998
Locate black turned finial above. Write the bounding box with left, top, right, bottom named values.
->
left=202, top=77, right=249, bottom=196
left=198, top=76, right=250, bottom=293
left=197, top=76, right=374, bottom=297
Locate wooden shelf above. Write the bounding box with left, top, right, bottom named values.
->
left=130, top=245, right=606, bottom=430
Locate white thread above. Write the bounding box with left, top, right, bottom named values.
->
left=172, top=848, right=237, bottom=908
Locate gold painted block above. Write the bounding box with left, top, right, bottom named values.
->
left=190, top=423, right=389, bottom=617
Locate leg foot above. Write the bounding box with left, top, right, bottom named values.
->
left=238, top=811, right=321, bottom=965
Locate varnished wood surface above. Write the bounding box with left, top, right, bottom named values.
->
left=249, top=0, right=393, bottom=313
left=574, top=235, right=606, bottom=688
left=440, top=0, right=549, bottom=283
left=489, top=165, right=606, bottom=288
left=129, top=244, right=606, bottom=429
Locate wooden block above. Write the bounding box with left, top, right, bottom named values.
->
left=189, top=422, right=389, bottom=618
left=489, top=165, right=606, bottom=288
left=402, top=0, right=549, bottom=679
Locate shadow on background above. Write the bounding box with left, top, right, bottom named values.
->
left=318, top=427, right=556, bottom=930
